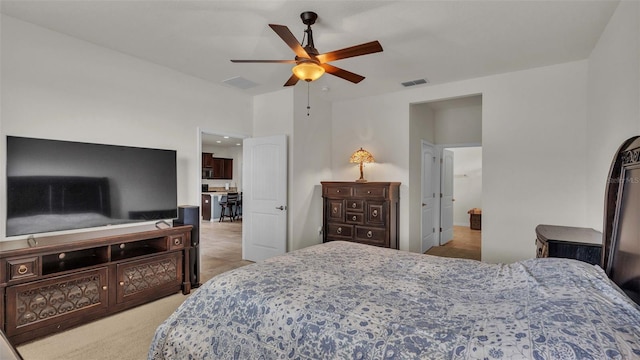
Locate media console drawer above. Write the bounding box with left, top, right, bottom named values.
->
left=5, top=268, right=108, bottom=338
left=6, top=257, right=39, bottom=282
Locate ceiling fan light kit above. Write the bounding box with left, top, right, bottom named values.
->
left=292, top=60, right=325, bottom=82
left=230, top=11, right=383, bottom=86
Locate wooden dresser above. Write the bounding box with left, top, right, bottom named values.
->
left=535, top=224, right=602, bottom=265
left=322, top=182, right=400, bottom=249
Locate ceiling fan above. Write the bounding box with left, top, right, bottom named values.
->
left=231, top=11, right=383, bottom=87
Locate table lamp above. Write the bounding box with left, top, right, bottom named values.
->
left=349, top=147, right=375, bottom=183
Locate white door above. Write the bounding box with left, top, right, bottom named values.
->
left=440, top=149, right=454, bottom=245
left=421, top=141, right=437, bottom=253
left=242, top=135, right=288, bottom=261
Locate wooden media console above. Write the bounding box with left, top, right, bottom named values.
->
left=0, top=224, right=192, bottom=345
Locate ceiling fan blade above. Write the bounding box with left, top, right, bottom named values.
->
left=230, top=59, right=296, bottom=63
left=316, top=41, right=383, bottom=64
left=283, top=74, right=299, bottom=87
left=269, top=24, right=310, bottom=59
left=321, top=63, right=365, bottom=84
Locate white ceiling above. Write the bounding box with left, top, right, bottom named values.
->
left=202, top=133, right=243, bottom=147
left=1, top=0, right=618, bottom=102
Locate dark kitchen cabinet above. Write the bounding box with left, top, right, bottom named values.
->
left=212, top=158, right=233, bottom=179
left=202, top=154, right=232, bottom=180
left=202, top=153, right=214, bottom=168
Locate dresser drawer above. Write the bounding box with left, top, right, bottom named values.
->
left=346, top=212, right=364, bottom=224
left=324, top=186, right=353, bottom=198
left=326, top=200, right=345, bottom=221
left=366, top=202, right=386, bottom=226
left=346, top=200, right=364, bottom=211
left=355, top=227, right=387, bottom=246
left=6, top=257, right=39, bottom=282
left=354, top=186, right=387, bottom=198
left=326, top=223, right=353, bottom=240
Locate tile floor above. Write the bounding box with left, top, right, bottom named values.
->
left=198, top=220, right=252, bottom=283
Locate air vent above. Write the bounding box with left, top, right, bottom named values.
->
left=223, top=76, right=259, bottom=90
left=401, top=78, right=429, bottom=87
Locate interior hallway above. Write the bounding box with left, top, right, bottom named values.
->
left=199, top=220, right=251, bottom=283
left=424, top=225, right=481, bottom=261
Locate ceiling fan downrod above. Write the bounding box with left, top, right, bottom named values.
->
left=300, top=11, right=318, bottom=55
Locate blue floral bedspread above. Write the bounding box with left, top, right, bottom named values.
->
left=148, top=241, right=640, bottom=359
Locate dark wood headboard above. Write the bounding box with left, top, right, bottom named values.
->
left=603, top=136, right=640, bottom=304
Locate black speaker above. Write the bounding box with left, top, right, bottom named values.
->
left=174, top=205, right=200, bottom=288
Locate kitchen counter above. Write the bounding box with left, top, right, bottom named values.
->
left=201, top=186, right=240, bottom=221
left=201, top=191, right=241, bottom=221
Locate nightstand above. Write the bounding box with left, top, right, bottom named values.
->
left=535, top=224, right=603, bottom=265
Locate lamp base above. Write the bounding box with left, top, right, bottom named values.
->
left=355, top=179, right=368, bottom=183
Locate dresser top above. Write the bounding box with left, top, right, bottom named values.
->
left=321, top=181, right=401, bottom=185
left=536, top=224, right=602, bottom=246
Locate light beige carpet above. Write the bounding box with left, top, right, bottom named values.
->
left=17, top=221, right=251, bottom=360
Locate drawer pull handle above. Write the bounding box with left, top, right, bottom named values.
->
left=336, top=190, right=340, bottom=193
left=333, top=207, right=338, bottom=214
left=174, top=237, right=181, bottom=245
left=119, top=281, right=125, bottom=286
left=372, top=209, right=378, bottom=217
left=367, top=231, right=373, bottom=238
left=367, top=191, right=371, bottom=194
left=102, top=286, right=108, bottom=291
left=352, top=216, right=357, bottom=221
left=337, top=227, right=342, bottom=234
left=352, top=203, right=357, bottom=208
left=17, top=265, right=28, bottom=275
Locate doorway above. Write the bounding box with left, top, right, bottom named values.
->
left=198, top=130, right=246, bottom=268
left=413, top=94, right=482, bottom=259
left=437, top=146, right=482, bottom=260
left=421, top=144, right=482, bottom=259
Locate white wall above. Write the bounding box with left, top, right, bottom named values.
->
left=333, top=60, right=589, bottom=263
left=0, top=15, right=253, bottom=238
left=451, top=147, right=482, bottom=226
left=434, top=103, right=482, bottom=145
left=291, top=86, right=332, bottom=250
left=586, top=0, right=640, bottom=231
left=408, top=104, right=435, bottom=252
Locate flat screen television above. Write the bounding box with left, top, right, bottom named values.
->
left=6, top=136, right=178, bottom=237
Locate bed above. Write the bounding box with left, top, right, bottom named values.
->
left=148, top=137, right=640, bottom=359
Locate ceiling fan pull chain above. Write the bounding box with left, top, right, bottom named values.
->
left=307, top=82, right=311, bottom=116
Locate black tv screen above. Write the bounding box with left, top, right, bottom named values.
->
left=6, top=136, right=178, bottom=237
